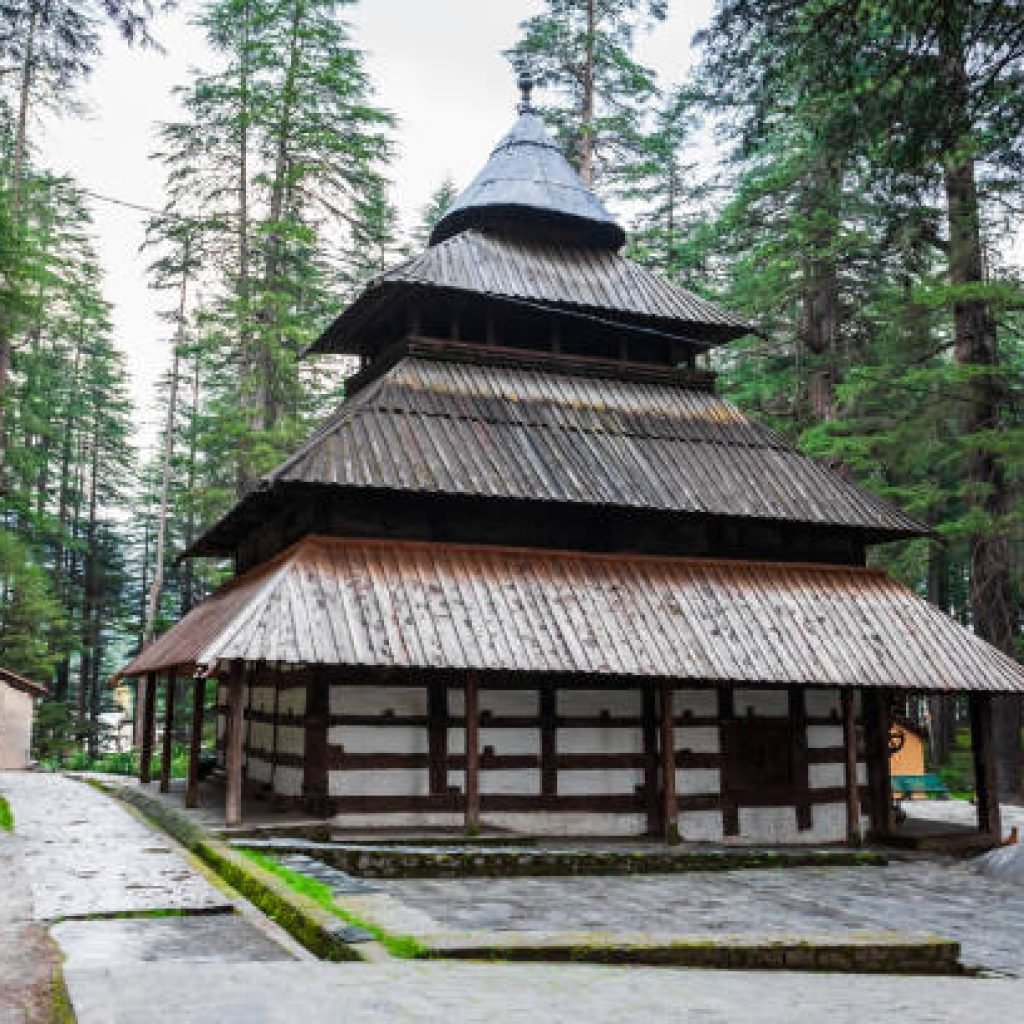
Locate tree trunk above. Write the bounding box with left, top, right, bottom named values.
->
left=799, top=153, right=842, bottom=423
left=942, top=37, right=1020, bottom=800
left=926, top=543, right=955, bottom=768
left=236, top=0, right=258, bottom=495
left=144, top=262, right=188, bottom=647
left=577, top=0, right=596, bottom=185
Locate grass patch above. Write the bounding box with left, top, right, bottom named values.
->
left=241, top=849, right=426, bottom=959
left=0, top=795, right=13, bottom=832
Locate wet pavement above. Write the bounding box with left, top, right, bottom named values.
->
left=52, top=914, right=296, bottom=968
left=62, top=960, right=1024, bottom=1024
left=6, top=771, right=1024, bottom=1023
left=0, top=769, right=300, bottom=1022
left=1, top=773, right=228, bottom=919
left=378, top=856, right=1024, bottom=974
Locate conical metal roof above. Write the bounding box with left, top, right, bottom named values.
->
left=429, top=110, right=626, bottom=249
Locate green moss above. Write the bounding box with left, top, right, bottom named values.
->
left=48, top=964, right=74, bottom=1024
left=0, top=795, right=12, bottom=832
left=240, top=849, right=426, bottom=959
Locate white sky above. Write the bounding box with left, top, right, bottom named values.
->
left=34, top=0, right=716, bottom=451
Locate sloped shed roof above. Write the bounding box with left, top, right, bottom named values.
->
left=0, top=667, right=47, bottom=697
left=119, top=535, right=1024, bottom=694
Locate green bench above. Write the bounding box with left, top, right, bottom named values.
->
left=891, top=774, right=950, bottom=801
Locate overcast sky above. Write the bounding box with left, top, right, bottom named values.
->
left=34, top=0, right=716, bottom=452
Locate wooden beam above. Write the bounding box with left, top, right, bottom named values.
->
left=659, top=680, right=679, bottom=844
left=717, top=686, right=739, bottom=837
left=862, top=688, right=894, bottom=840
left=225, top=667, right=245, bottom=828
left=789, top=687, right=811, bottom=831
left=303, top=672, right=329, bottom=814
left=970, top=693, right=1001, bottom=840
left=642, top=683, right=661, bottom=836
left=540, top=683, right=557, bottom=797
left=139, top=672, right=157, bottom=784
left=428, top=679, right=448, bottom=796
left=841, top=689, right=862, bottom=846
left=464, top=672, right=480, bottom=834
left=185, top=676, right=204, bottom=809
left=159, top=672, right=177, bottom=793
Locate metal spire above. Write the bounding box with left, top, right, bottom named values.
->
left=517, top=69, right=534, bottom=114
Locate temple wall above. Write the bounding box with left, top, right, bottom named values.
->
left=216, top=677, right=868, bottom=843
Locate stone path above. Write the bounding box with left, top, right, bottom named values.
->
left=7, top=772, right=1024, bottom=1023
left=62, top=961, right=1024, bottom=1024
left=1, top=773, right=228, bottom=919
left=379, top=856, right=1024, bottom=974
left=0, top=770, right=300, bottom=1024
left=0, top=829, right=59, bottom=1024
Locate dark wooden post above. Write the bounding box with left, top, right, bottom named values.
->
left=642, top=683, right=661, bottom=836
left=428, top=678, right=448, bottom=796
left=540, top=682, right=557, bottom=797
left=303, top=671, right=329, bottom=814
left=159, top=671, right=177, bottom=793
left=969, top=693, right=1001, bottom=840
left=659, top=680, right=679, bottom=844
left=464, top=671, right=481, bottom=834
left=789, top=687, right=811, bottom=831
left=185, top=676, right=205, bottom=809
left=225, top=666, right=245, bottom=827
left=863, top=688, right=894, bottom=840
left=718, top=685, right=739, bottom=837
left=841, top=689, right=862, bottom=846
left=139, top=672, right=157, bottom=784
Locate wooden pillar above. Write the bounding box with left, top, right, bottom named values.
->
left=428, top=678, right=448, bottom=796
left=540, top=682, right=557, bottom=797
left=464, top=671, right=480, bottom=834
left=863, top=688, right=894, bottom=839
left=159, top=672, right=177, bottom=793
left=718, top=685, right=739, bottom=837
left=225, top=666, right=245, bottom=827
left=139, top=672, right=157, bottom=784
left=642, top=683, right=661, bottom=835
left=789, top=687, right=811, bottom=831
left=185, top=676, right=204, bottom=809
left=303, top=671, right=329, bottom=814
left=659, top=680, right=679, bottom=844
left=841, top=689, right=862, bottom=846
left=970, top=693, right=1001, bottom=839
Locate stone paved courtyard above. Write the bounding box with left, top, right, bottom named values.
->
left=5, top=771, right=1024, bottom=1023
left=379, top=857, right=1024, bottom=974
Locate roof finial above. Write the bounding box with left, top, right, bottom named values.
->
left=517, top=69, right=534, bottom=114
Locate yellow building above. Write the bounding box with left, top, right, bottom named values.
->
left=890, top=717, right=927, bottom=778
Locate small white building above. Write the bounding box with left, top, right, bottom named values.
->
left=0, top=667, right=46, bottom=770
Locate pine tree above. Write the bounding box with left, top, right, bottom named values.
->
left=507, top=0, right=666, bottom=191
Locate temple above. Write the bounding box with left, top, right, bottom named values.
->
left=119, top=81, right=1024, bottom=845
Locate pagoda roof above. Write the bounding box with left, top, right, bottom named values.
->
left=308, top=230, right=755, bottom=356
left=188, top=349, right=925, bottom=556
left=119, top=535, right=1024, bottom=694
left=429, top=111, right=626, bottom=249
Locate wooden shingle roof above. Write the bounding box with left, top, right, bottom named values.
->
left=119, top=535, right=1024, bottom=694
left=264, top=352, right=922, bottom=530
left=429, top=111, right=626, bottom=249
left=310, top=230, right=755, bottom=355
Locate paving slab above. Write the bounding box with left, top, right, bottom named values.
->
left=52, top=915, right=296, bottom=968
left=63, top=960, right=1024, bottom=1024
left=0, top=831, right=60, bottom=1024
left=377, top=857, right=1024, bottom=975
left=0, top=773, right=227, bottom=919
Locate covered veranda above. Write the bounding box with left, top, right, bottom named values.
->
left=117, top=535, right=1024, bottom=845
